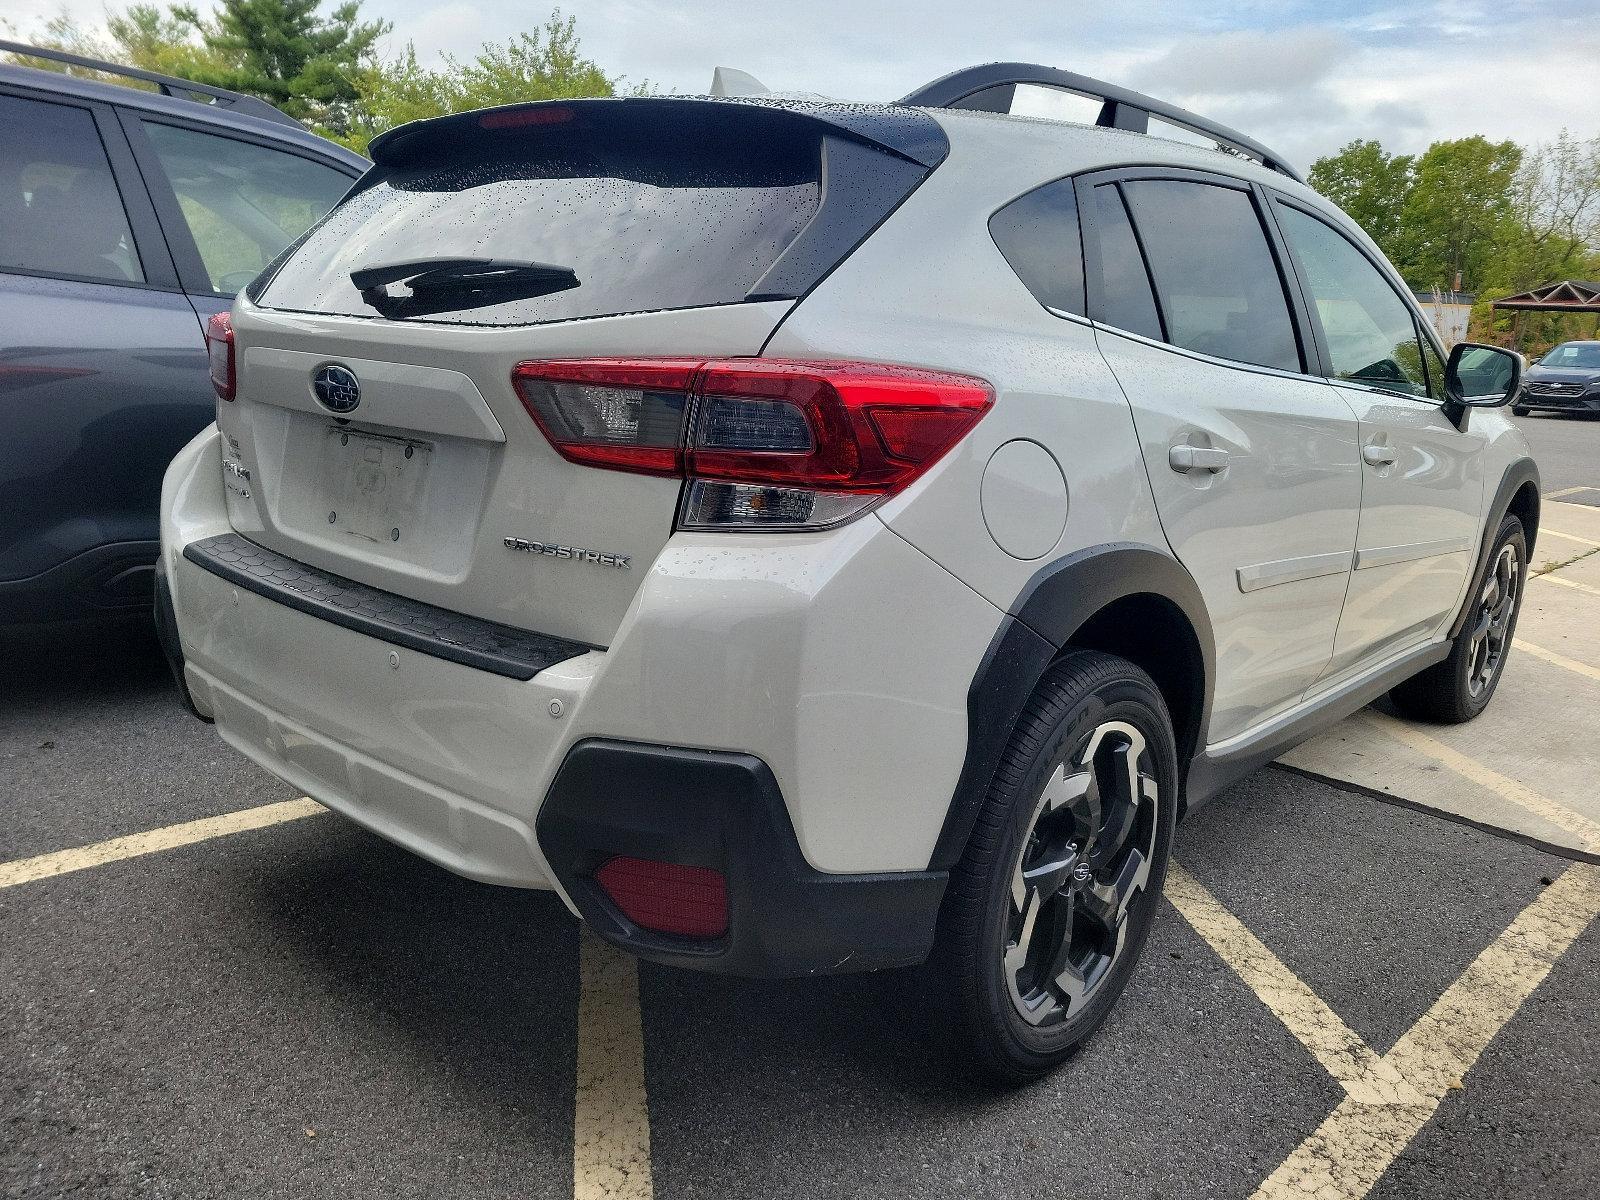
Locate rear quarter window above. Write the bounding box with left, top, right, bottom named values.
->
left=989, top=178, right=1085, bottom=316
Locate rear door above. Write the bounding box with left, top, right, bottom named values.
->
left=222, top=100, right=941, bottom=649
left=1269, top=197, right=1483, bottom=676
left=0, top=87, right=202, bottom=616
left=117, top=112, right=358, bottom=330
left=1080, top=169, right=1362, bottom=744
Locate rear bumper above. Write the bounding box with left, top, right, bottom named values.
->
left=540, top=740, right=946, bottom=976
left=159, top=424, right=998, bottom=972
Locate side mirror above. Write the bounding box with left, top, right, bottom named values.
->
left=1444, top=343, right=1522, bottom=420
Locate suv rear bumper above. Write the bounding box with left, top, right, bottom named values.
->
left=159, top=425, right=999, bottom=974
left=541, top=740, right=946, bottom=976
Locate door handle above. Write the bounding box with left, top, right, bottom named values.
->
left=1362, top=444, right=1397, bottom=467
left=1168, top=444, right=1230, bottom=473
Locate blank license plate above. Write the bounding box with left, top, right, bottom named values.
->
left=322, top=427, right=432, bottom=545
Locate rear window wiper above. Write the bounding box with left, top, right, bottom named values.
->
left=350, top=257, right=580, bottom=319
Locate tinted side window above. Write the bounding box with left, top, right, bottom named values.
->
left=1120, top=180, right=1300, bottom=372
left=1086, top=183, right=1163, bottom=341
left=0, top=94, right=144, bottom=284
left=1276, top=205, right=1428, bottom=397
left=989, top=179, right=1084, bottom=315
left=142, top=122, right=351, bottom=294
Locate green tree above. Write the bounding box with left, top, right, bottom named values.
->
left=1398, top=136, right=1522, bottom=292
left=1501, top=131, right=1600, bottom=288
left=173, top=0, right=390, bottom=129
left=1308, top=138, right=1414, bottom=263
left=0, top=8, right=222, bottom=84
left=335, top=11, right=636, bottom=154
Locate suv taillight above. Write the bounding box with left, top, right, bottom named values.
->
left=206, top=312, right=236, bottom=401
left=511, top=359, right=993, bottom=530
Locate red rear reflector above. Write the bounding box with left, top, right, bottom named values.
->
left=479, top=106, right=575, bottom=130
left=205, top=311, right=235, bottom=401
left=595, top=857, right=729, bottom=939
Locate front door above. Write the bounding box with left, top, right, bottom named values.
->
left=1079, top=171, right=1362, bottom=744
left=1270, top=199, right=1483, bottom=678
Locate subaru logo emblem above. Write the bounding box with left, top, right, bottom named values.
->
left=312, top=364, right=361, bottom=414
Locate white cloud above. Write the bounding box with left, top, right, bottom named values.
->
left=6, top=0, right=1599, bottom=169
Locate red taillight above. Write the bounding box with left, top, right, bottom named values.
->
left=509, top=358, right=993, bottom=530
left=595, top=857, right=729, bottom=939
left=206, top=311, right=235, bottom=401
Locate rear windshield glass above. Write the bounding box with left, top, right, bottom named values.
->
left=256, top=104, right=822, bottom=326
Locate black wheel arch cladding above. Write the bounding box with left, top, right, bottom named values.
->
left=928, top=542, right=1212, bottom=872
left=1450, top=457, right=1539, bottom=642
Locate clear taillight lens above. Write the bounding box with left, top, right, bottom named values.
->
left=206, top=312, right=235, bottom=401
left=513, top=359, right=699, bottom=476
left=510, top=358, right=994, bottom=530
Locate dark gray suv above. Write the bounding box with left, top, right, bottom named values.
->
left=0, top=41, right=365, bottom=629
left=1514, top=339, right=1600, bottom=417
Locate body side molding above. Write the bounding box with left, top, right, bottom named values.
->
left=1354, top=537, right=1474, bottom=571
left=1236, top=550, right=1350, bottom=593
left=928, top=542, right=1214, bottom=871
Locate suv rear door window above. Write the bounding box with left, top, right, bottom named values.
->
left=257, top=105, right=832, bottom=327
left=1119, top=179, right=1301, bottom=373
left=1085, top=183, right=1163, bottom=341
left=0, top=93, right=144, bottom=284
left=1275, top=203, right=1429, bottom=397
left=140, top=122, right=352, bottom=295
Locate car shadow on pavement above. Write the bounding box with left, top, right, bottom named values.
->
left=1, top=618, right=169, bottom=711
left=240, top=817, right=582, bottom=1116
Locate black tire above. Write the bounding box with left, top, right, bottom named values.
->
left=937, top=650, right=1178, bottom=1082
left=1389, top=513, right=1526, bottom=723
left=1511, top=405, right=1530, bottom=416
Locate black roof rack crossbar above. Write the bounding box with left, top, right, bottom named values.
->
left=0, top=38, right=302, bottom=130
left=898, top=62, right=1303, bottom=184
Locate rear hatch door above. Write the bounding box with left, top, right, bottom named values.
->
left=222, top=97, right=945, bottom=649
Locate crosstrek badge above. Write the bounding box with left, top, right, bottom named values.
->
left=503, top=536, right=631, bottom=569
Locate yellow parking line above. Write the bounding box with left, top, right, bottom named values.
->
left=1252, top=863, right=1600, bottom=1200
left=573, top=929, right=653, bottom=1200
left=1359, top=713, right=1600, bottom=852
left=0, top=798, right=325, bottom=890
left=1535, top=571, right=1600, bottom=599
left=1166, top=865, right=1421, bottom=1105
left=1540, top=527, right=1600, bottom=549
left=1515, top=638, right=1600, bottom=684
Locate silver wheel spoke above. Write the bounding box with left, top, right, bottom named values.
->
left=1003, top=717, right=1160, bottom=1026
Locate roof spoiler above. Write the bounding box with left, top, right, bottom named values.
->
left=0, top=37, right=302, bottom=130
left=369, top=96, right=950, bottom=170
left=898, top=62, right=1303, bottom=184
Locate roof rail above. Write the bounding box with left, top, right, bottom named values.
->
left=0, top=38, right=303, bottom=130
left=898, top=62, right=1303, bottom=184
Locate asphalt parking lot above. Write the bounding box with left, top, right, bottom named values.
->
left=5, top=417, right=1600, bottom=1200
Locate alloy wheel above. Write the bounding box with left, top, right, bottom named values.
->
left=1003, top=719, right=1159, bottom=1027
left=1467, top=543, right=1520, bottom=698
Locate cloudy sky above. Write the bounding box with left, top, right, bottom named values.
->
left=9, top=0, right=1599, bottom=169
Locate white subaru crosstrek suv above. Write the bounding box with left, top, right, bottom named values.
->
left=157, top=64, right=1537, bottom=1079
